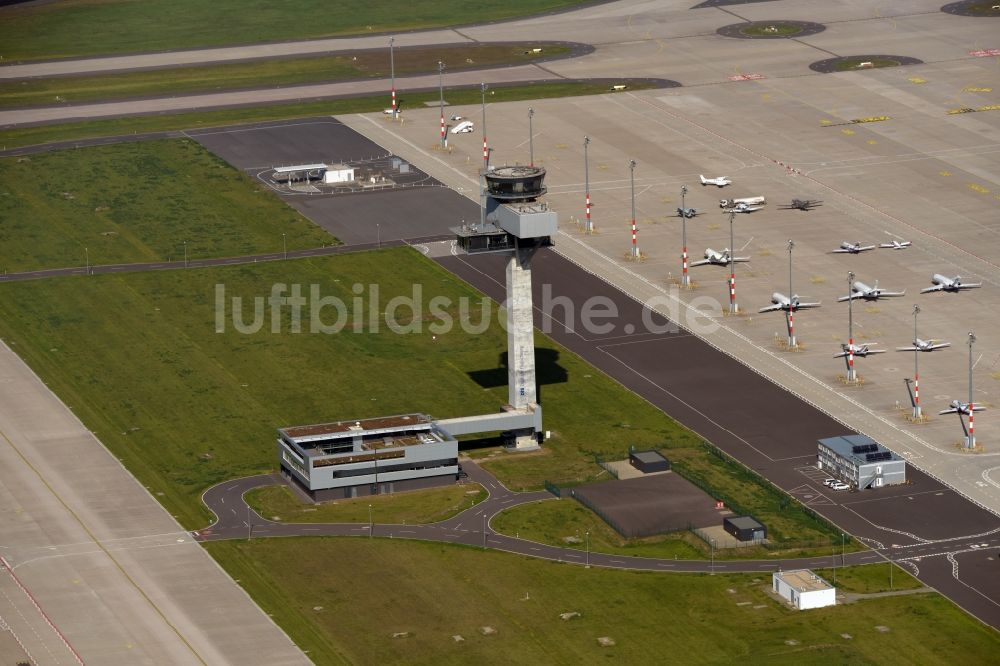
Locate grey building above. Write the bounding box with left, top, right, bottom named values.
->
left=723, top=516, right=767, bottom=542
left=817, top=434, right=906, bottom=489
left=277, top=414, right=458, bottom=501
left=629, top=450, right=670, bottom=474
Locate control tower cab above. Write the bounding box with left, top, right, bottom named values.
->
left=453, top=165, right=557, bottom=254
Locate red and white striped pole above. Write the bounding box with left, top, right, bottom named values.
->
left=914, top=372, right=920, bottom=412
left=481, top=83, right=489, bottom=170
left=389, top=37, right=397, bottom=119
left=441, top=113, right=446, bottom=145
left=682, top=247, right=688, bottom=281
left=787, top=309, right=795, bottom=348
left=969, top=404, right=975, bottom=447
left=583, top=136, right=592, bottom=233
left=628, top=160, right=639, bottom=258
left=729, top=272, right=736, bottom=312
left=483, top=137, right=489, bottom=169
left=848, top=336, right=855, bottom=380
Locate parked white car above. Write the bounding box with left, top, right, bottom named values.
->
left=831, top=482, right=851, bottom=491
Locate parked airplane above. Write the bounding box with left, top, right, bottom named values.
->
left=719, top=196, right=765, bottom=209
left=690, top=248, right=750, bottom=267
left=879, top=240, right=912, bottom=250
left=451, top=121, right=475, bottom=134
left=831, top=241, right=876, bottom=254
left=758, top=292, right=821, bottom=313
left=700, top=175, right=731, bottom=187
left=939, top=399, right=985, bottom=416
left=896, top=338, right=951, bottom=352
left=778, top=199, right=822, bottom=211
left=723, top=202, right=764, bottom=214
left=834, top=342, right=886, bottom=358
left=676, top=206, right=698, bottom=218
left=920, top=274, right=983, bottom=293
left=838, top=280, right=906, bottom=302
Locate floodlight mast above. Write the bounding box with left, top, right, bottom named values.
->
left=583, top=136, right=592, bottom=233
left=481, top=83, right=489, bottom=170
left=968, top=331, right=976, bottom=448
left=786, top=240, right=796, bottom=348
left=389, top=37, right=397, bottom=119
left=629, top=160, right=639, bottom=259
left=728, top=211, right=737, bottom=313
left=846, top=271, right=856, bottom=383
left=528, top=108, right=534, bottom=167
left=438, top=61, right=446, bottom=148
left=681, top=185, right=689, bottom=287
left=912, top=304, right=921, bottom=419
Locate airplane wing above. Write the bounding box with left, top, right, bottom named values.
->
left=920, top=284, right=945, bottom=293
left=758, top=304, right=783, bottom=313
left=895, top=346, right=918, bottom=352
left=879, top=290, right=906, bottom=298
left=927, top=342, right=951, bottom=350
left=689, top=259, right=712, bottom=267
left=739, top=206, right=763, bottom=213
left=865, top=349, right=888, bottom=354
left=858, top=245, right=876, bottom=252
left=957, top=282, right=983, bottom=290
left=833, top=350, right=849, bottom=358
left=938, top=407, right=960, bottom=415
left=830, top=248, right=851, bottom=254
left=794, top=301, right=821, bottom=309
left=837, top=293, right=864, bottom=302
left=732, top=257, right=751, bottom=263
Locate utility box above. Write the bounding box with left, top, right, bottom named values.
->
left=723, top=516, right=766, bottom=542
left=629, top=450, right=670, bottom=474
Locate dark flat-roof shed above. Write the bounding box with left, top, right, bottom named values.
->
left=629, top=450, right=670, bottom=474
left=724, top=516, right=767, bottom=542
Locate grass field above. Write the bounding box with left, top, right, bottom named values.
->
left=206, top=537, right=1000, bottom=665
left=0, top=82, right=653, bottom=151
left=246, top=483, right=487, bottom=524
left=0, top=139, right=332, bottom=272
left=0, top=244, right=701, bottom=527
left=0, top=43, right=573, bottom=110
left=0, top=0, right=592, bottom=61
left=814, top=563, right=924, bottom=594
left=491, top=488, right=861, bottom=561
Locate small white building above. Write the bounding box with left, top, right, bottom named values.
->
left=323, top=164, right=355, bottom=184
left=772, top=570, right=836, bottom=610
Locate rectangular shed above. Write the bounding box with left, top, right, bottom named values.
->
left=629, top=450, right=670, bottom=474
left=723, top=516, right=766, bottom=542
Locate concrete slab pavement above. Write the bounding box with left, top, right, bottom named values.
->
left=0, top=341, right=310, bottom=665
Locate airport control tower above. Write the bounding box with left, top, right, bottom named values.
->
left=452, top=165, right=557, bottom=449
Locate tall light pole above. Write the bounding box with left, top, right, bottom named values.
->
left=786, top=239, right=796, bottom=348
left=282, top=233, right=287, bottom=260
left=585, top=530, right=591, bottom=568
left=681, top=185, right=690, bottom=287
left=912, top=304, right=922, bottom=419
left=482, top=513, right=487, bottom=550
left=847, top=271, right=857, bottom=383
left=480, top=83, right=489, bottom=170
left=528, top=107, right=535, bottom=167
left=583, top=136, right=592, bottom=234
left=183, top=240, right=188, bottom=268
left=389, top=37, right=397, bottom=119
left=368, top=503, right=373, bottom=538
left=710, top=538, right=715, bottom=575
left=629, top=159, right=639, bottom=259
left=438, top=61, right=446, bottom=148
left=84, top=246, right=89, bottom=275
left=967, top=331, right=976, bottom=448
left=728, top=211, right=737, bottom=313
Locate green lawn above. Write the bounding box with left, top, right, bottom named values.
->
left=206, top=538, right=1000, bottom=665
left=0, top=43, right=571, bottom=110
left=0, top=139, right=332, bottom=272
left=0, top=81, right=653, bottom=151
left=0, top=0, right=591, bottom=61
left=814, top=563, right=924, bottom=594
left=247, top=483, right=487, bottom=524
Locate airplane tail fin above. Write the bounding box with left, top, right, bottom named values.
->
left=699, top=175, right=707, bottom=185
